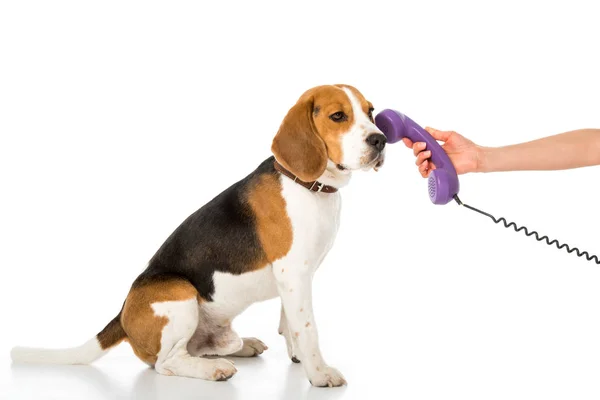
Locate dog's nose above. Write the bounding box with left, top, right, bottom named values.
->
left=366, top=133, right=386, bottom=152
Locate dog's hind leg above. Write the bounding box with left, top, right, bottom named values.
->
left=122, top=277, right=237, bottom=381
left=187, top=309, right=267, bottom=358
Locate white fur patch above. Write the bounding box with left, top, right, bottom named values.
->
left=206, top=267, right=279, bottom=319
left=151, top=298, right=200, bottom=355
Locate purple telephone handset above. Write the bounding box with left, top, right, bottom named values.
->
left=375, top=109, right=459, bottom=205
left=374, top=110, right=600, bottom=265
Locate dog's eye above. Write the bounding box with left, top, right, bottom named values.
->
left=329, top=111, right=347, bottom=122
left=368, top=107, right=374, bottom=122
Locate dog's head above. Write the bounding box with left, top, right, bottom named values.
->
left=272, top=84, right=385, bottom=182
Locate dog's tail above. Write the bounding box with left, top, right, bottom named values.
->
left=10, top=314, right=127, bottom=365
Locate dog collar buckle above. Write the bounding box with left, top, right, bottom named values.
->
left=310, top=181, right=324, bottom=192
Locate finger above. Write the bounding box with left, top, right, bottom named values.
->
left=425, top=126, right=452, bottom=142
left=412, top=142, right=426, bottom=156
left=415, top=150, right=431, bottom=166
left=419, top=160, right=429, bottom=177
left=402, top=138, right=413, bottom=148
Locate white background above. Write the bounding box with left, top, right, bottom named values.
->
left=1, top=1, right=599, bottom=399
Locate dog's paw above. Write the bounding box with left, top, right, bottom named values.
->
left=309, top=366, right=347, bottom=387
left=231, top=337, right=268, bottom=357
left=210, top=359, right=237, bottom=381
left=244, top=337, right=268, bottom=355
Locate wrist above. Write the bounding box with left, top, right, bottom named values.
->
left=475, top=146, right=494, bottom=173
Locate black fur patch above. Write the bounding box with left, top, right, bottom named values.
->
left=132, top=157, right=278, bottom=301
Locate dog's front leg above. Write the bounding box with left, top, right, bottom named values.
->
left=274, top=267, right=346, bottom=387
left=278, top=304, right=300, bottom=363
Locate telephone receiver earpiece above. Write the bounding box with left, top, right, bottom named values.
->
left=375, top=109, right=460, bottom=205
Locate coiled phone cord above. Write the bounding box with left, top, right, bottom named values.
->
left=453, top=195, right=600, bottom=265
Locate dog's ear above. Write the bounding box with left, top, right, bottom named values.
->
left=272, top=95, right=328, bottom=182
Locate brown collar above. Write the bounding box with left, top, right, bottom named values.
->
left=273, top=161, right=338, bottom=193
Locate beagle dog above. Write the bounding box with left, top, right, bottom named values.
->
left=11, top=84, right=386, bottom=387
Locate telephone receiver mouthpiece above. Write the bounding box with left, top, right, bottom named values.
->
left=375, top=109, right=460, bottom=205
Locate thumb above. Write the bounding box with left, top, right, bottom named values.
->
left=425, top=127, right=452, bottom=142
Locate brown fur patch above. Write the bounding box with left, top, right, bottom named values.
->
left=121, top=278, right=199, bottom=366
left=246, top=173, right=293, bottom=265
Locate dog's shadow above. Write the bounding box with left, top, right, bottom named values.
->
left=131, top=357, right=347, bottom=400
left=10, top=356, right=347, bottom=400
left=10, top=362, right=126, bottom=399
left=131, top=367, right=241, bottom=400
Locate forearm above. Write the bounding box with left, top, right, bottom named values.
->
left=478, top=129, right=600, bottom=173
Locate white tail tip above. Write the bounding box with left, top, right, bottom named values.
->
left=11, top=338, right=107, bottom=365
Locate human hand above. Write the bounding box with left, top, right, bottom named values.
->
left=402, top=127, right=482, bottom=177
